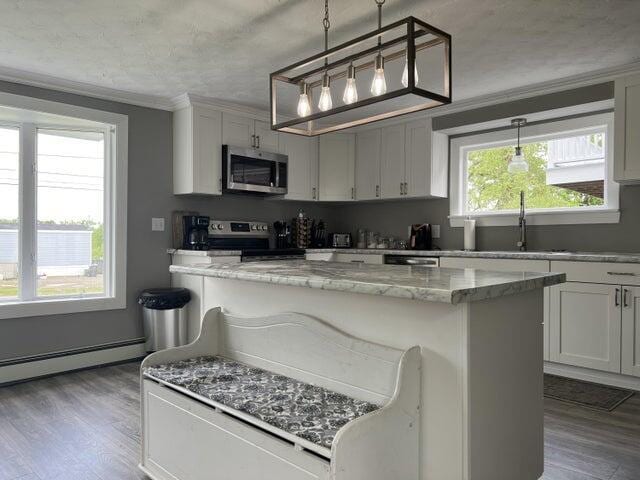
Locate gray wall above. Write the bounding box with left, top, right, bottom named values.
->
left=330, top=82, right=640, bottom=253
left=0, top=81, right=331, bottom=362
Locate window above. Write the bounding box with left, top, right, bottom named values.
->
left=0, top=93, right=127, bottom=318
left=449, top=112, right=619, bottom=226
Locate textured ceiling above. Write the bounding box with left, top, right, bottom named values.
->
left=1, top=0, right=639, bottom=109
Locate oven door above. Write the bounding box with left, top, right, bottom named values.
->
left=223, top=146, right=288, bottom=194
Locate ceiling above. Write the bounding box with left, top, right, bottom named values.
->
left=1, top=0, right=639, bottom=110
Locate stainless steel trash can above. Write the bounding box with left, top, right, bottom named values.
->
left=138, top=288, right=191, bottom=352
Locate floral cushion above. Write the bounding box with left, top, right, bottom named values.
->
left=143, top=356, right=380, bottom=449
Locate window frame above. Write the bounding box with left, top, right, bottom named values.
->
left=0, top=92, right=127, bottom=319
left=449, top=112, right=619, bottom=227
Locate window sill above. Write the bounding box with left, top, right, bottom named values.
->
left=449, top=208, right=620, bottom=227
left=0, top=296, right=126, bottom=320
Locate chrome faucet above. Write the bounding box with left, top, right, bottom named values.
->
left=517, top=190, right=527, bottom=251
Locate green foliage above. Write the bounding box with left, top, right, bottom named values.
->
left=92, top=224, right=104, bottom=261
left=466, top=142, right=603, bottom=212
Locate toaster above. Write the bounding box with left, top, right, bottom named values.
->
left=331, top=233, right=352, bottom=248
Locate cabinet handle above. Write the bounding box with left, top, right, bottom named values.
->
left=312, top=187, right=316, bottom=200
left=615, top=287, right=621, bottom=307
left=400, top=182, right=403, bottom=195
left=607, top=271, right=637, bottom=276
left=624, top=288, right=630, bottom=308
left=404, top=182, right=408, bottom=195
left=256, top=135, right=260, bottom=149
left=219, top=177, right=223, bottom=190
left=251, top=134, right=256, bottom=147
left=351, top=187, right=354, bottom=200
left=350, top=260, right=365, bottom=263
left=376, top=185, right=380, bottom=197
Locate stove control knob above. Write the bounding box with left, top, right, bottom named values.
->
left=251, top=224, right=258, bottom=230
left=217, top=224, right=224, bottom=230
left=260, top=225, right=267, bottom=231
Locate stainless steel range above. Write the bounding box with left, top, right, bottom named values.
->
left=207, top=220, right=304, bottom=262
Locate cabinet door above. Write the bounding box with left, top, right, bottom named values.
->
left=614, top=74, right=640, bottom=183
left=380, top=124, right=406, bottom=199
left=355, top=129, right=381, bottom=200
left=318, top=134, right=355, bottom=201
left=192, top=106, right=223, bottom=195
left=254, top=120, right=279, bottom=152
left=173, top=105, right=223, bottom=195
left=281, top=133, right=318, bottom=201
left=622, top=286, right=640, bottom=377
left=549, top=282, right=621, bottom=372
left=404, top=119, right=430, bottom=198
left=222, top=113, right=254, bottom=148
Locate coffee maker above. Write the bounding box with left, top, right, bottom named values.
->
left=183, top=216, right=210, bottom=250
left=409, top=224, right=433, bottom=250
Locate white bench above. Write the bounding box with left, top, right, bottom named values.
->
left=139, top=307, right=420, bottom=480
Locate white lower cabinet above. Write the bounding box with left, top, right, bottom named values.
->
left=622, top=286, right=640, bottom=377
left=549, top=282, right=621, bottom=372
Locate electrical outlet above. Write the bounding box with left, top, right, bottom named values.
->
left=151, top=217, right=165, bottom=232
left=432, top=224, right=441, bottom=239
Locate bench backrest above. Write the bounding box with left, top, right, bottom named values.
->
left=217, top=311, right=405, bottom=405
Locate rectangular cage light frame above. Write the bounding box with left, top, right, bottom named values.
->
left=270, top=16, right=452, bottom=136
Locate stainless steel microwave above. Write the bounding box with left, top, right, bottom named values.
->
left=222, top=145, right=288, bottom=195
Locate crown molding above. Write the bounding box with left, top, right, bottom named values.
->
left=169, top=93, right=272, bottom=120
left=0, top=59, right=639, bottom=118
left=0, top=65, right=175, bottom=111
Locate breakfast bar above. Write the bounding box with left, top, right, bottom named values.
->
left=169, top=260, right=565, bottom=480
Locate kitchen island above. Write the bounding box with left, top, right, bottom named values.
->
left=170, top=260, right=565, bottom=480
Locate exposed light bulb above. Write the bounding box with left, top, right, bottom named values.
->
left=507, top=147, right=529, bottom=173
left=318, top=74, right=333, bottom=111
left=401, top=55, right=419, bottom=88
left=342, top=64, right=358, bottom=104
left=296, top=83, right=311, bottom=117
left=370, top=54, right=387, bottom=96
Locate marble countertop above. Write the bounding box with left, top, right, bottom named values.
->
left=169, top=248, right=640, bottom=264
left=167, top=248, right=242, bottom=257
left=308, top=249, right=640, bottom=264
left=169, top=260, right=565, bottom=304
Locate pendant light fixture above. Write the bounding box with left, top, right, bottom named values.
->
left=342, top=63, right=358, bottom=104
left=296, top=82, right=312, bottom=117
left=401, top=48, right=419, bottom=87
left=270, top=0, right=452, bottom=136
left=370, top=0, right=387, bottom=96
left=508, top=118, right=529, bottom=173
left=317, top=1, right=333, bottom=112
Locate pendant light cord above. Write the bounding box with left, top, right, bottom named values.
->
left=323, top=0, right=330, bottom=67
left=376, top=0, right=385, bottom=47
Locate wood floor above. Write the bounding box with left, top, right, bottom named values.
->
left=0, top=362, right=638, bottom=480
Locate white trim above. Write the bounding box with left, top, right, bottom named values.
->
left=0, top=342, right=145, bottom=384
left=170, top=93, right=272, bottom=121
left=0, top=91, right=128, bottom=318
left=0, top=59, right=638, bottom=115
left=544, top=361, right=640, bottom=392
left=449, top=112, right=618, bottom=227
left=0, top=64, right=174, bottom=110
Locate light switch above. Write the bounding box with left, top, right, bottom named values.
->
left=151, top=217, right=165, bottom=232
left=432, top=224, right=441, bottom=239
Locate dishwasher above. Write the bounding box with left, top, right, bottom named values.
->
left=384, top=255, right=439, bottom=267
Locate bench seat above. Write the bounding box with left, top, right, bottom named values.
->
left=143, top=355, right=380, bottom=449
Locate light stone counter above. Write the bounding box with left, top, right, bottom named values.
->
left=169, top=260, right=565, bottom=304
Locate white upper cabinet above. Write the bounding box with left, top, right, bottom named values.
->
left=614, top=73, right=640, bottom=183
left=173, top=104, right=223, bottom=195
left=380, top=124, right=406, bottom=199
left=254, top=120, right=279, bottom=152
left=405, top=119, right=448, bottom=198
left=222, top=114, right=279, bottom=151
left=318, top=133, right=356, bottom=201
left=222, top=113, right=254, bottom=148
left=280, top=133, right=318, bottom=201
left=355, top=129, right=382, bottom=200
